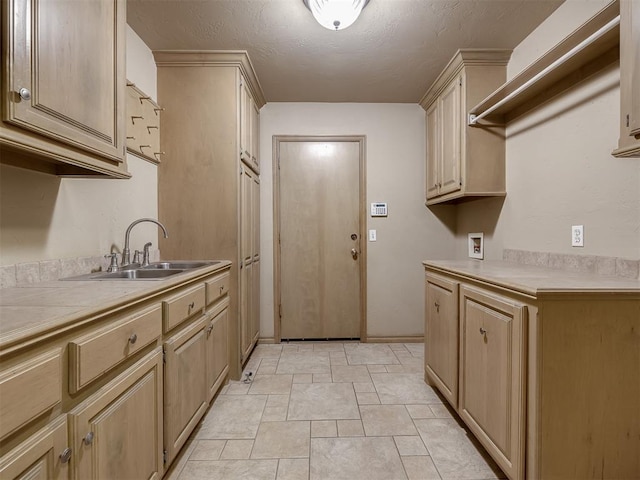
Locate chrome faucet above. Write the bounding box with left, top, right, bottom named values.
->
left=121, top=218, right=168, bottom=266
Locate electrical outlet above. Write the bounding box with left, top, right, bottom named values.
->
left=369, top=229, right=377, bottom=242
left=572, top=225, right=584, bottom=247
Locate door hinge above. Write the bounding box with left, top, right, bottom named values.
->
left=163, top=450, right=167, bottom=464
left=279, top=303, right=282, bottom=318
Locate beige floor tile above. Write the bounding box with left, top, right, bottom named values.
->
left=313, top=342, right=345, bottom=352
left=332, top=365, right=372, bottom=383
left=356, top=392, right=380, bottom=405
left=197, top=395, right=267, bottom=439
left=282, top=344, right=300, bottom=353
left=353, top=382, right=376, bottom=393
left=178, top=459, right=278, bottom=480
left=310, top=437, right=407, bottom=480
left=312, top=373, right=332, bottom=383
left=277, top=458, right=310, bottom=480
left=428, top=404, right=453, bottom=418
left=345, top=344, right=400, bottom=365
left=367, top=365, right=387, bottom=373
left=258, top=363, right=278, bottom=375
left=338, top=419, right=365, bottom=437
left=401, top=456, right=442, bottom=480
left=220, top=440, right=254, bottom=459
left=164, top=435, right=198, bottom=480
left=360, top=405, right=417, bottom=436
left=371, top=373, right=441, bottom=405
left=226, top=382, right=251, bottom=394
left=405, top=343, right=425, bottom=357
left=311, top=420, right=337, bottom=438
left=330, top=355, right=349, bottom=366
left=277, top=352, right=331, bottom=374
left=189, top=440, right=226, bottom=460
left=393, top=436, right=428, bottom=456
left=405, top=405, right=435, bottom=419
left=249, top=374, right=293, bottom=395
left=252, top=344, right=284, bottom=358
left=267, top=394, right=290, bottom=407
left=385, top=365, right=407, bottom=373
left=251, top=421, right=311, bottom=459
left=262, top=405, right=289, bottom=422
left=389, top=344, right=410, bottom=352
left=414, top=419, right=505, bottom=479
left=288, top=383, right=359, bottom=420
left=293, top=373, right=313, bottom=383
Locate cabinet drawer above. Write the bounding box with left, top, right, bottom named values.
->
left=163, top=283, right=206, bottom=332
left=68, top=305, right=162, bottom=393
left=205, top=272, right=230, bottom=306
left=0, top=349, right=61, bottom=440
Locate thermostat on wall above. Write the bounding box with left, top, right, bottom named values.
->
left=370, top=202, right=388, bottom=217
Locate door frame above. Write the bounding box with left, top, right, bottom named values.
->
left=273, top=135, right=367, bottom=343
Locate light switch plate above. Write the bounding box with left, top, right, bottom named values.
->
left=369, top=229, right=377, bottom=241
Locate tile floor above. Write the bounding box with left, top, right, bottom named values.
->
left=167, top=342, right=506, bottom=480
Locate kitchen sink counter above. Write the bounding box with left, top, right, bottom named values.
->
left=424, top=259, right=640, bottom=298
left=0, top=260, right=232, bottom=352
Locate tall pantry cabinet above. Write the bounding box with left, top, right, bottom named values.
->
left=154, top=51, right=264, bottom=378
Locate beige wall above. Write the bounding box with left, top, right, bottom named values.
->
left=454, top=0, right=640, bottom=261
left=259, top=103, right=456, bottom=340
left=0, top=27, right=159, bottom=266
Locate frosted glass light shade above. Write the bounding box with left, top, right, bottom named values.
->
left=304, top=0, right=369, bottom=31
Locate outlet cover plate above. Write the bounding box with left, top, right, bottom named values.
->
left=572, top=225, right=584, bottom=247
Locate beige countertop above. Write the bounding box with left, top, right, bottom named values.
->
left=423, top=260, right=640, bottom=297
left=0, top=260, right=232, bottom=351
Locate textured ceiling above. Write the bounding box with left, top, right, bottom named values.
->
left=127, top=0, right=564, bottom=103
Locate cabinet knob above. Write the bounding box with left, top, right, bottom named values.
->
left=59, top=447, right=72, bottom=463
left=219, top=286, right=224, bottom=294
left=129, top=333, right=138, bottom=344
left=206, top=324, right=214, bottom=336
left=434, top=301, right=440, bottom=313
left=83, top=432, right=94, bottom=445
left=479, top=327, right=487, bottom=335
left=188, top=302, right=195, bottom=310
left=18, top=87, right=31, bottom=101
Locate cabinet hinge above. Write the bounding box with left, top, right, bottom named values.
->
left=279, top=303, right=282, bottom=318
left=459, top=77, right=462, bottom=87
left=162, top=349, right=166, bottom=364
left=627, top=114, right=630, bottom=128
left=163, top=450, right=167, bottom=464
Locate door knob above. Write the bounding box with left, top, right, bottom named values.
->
left=351, top=248, right=359, bottom=260
left=350, top=233, right=358, bottom=240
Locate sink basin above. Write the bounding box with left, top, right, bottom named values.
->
left=142, top=261, right=220, bottom=270
left=60, top=260, right=221, bottom=281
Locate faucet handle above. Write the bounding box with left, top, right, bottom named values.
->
left=132, top=250, right=141, bottom=265
left=142, top=242, right=153, bottom=267
left=104, top=253, right=119, bottom=272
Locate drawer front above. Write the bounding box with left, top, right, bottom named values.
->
left=0, top=349, right=62, bottom=440
left=205, top=272, right=230, bottom=306
left=69, top=305, right=162, bottom=393
left=163, top=284, right=206, bottom=332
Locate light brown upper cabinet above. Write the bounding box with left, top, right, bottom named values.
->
left=0, top=0, right=129, bottom=177
left=614, top=0, right=640, bottom=157
left=240, top=77, right=260, bottom=174
left=420, top=50, right=511, bottom=205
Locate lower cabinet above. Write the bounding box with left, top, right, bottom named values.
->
left=69, top=349, right=163, bottom=480
left=163, top=316, right=208, bottom=466
left=0, top=415, right=70, bottom=480
left=458, top=286, right=526, bottom=480
left=424, top=274, right=459, bottom=408
left=205, top=299, right=230, bottom=403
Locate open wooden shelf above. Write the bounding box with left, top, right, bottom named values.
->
left=468, top=1, right=620, bottom=126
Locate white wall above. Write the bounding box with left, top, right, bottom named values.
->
left=455, top=0, right=640, bottom=261
left=0, top=27, right=159, bottom=266
left=260, top=103, right=456, bottom=340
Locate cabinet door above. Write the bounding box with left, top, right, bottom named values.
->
left=4, top=0, right=125, bottom=162
left=252, top=259, right=261, bottom=344
left=425, top=101, right=440, bottom=200
left=205, top=302, right=230, bottom=402
left=424, top=274, right=459, bottom=408
left=241, top=166, right=254, bottom=264
left=251, top=100, right=260, bottom=173
left=164, top=317, right=208, bottom=465
left=239, top=77, right=251, bottom=161
left=439, top=76, right=462, bottom=195
left=69, top=349, right=163, bottom=480
left=252, top=175, right=260, bottom=260
left=459, top=286, right=526, bottom=480
left=625, top=0, right=640, bottom=137
left=0, top=415, right=70, bottom=480
left=240, top=260, right=253, bottom=363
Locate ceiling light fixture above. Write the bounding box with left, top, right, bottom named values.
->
left=303, top=0, right=370, bottom=31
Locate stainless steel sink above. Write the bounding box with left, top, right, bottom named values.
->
left=60, top=260, right=220, bottom=281
left=142, top=261, right=220, bottom=270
